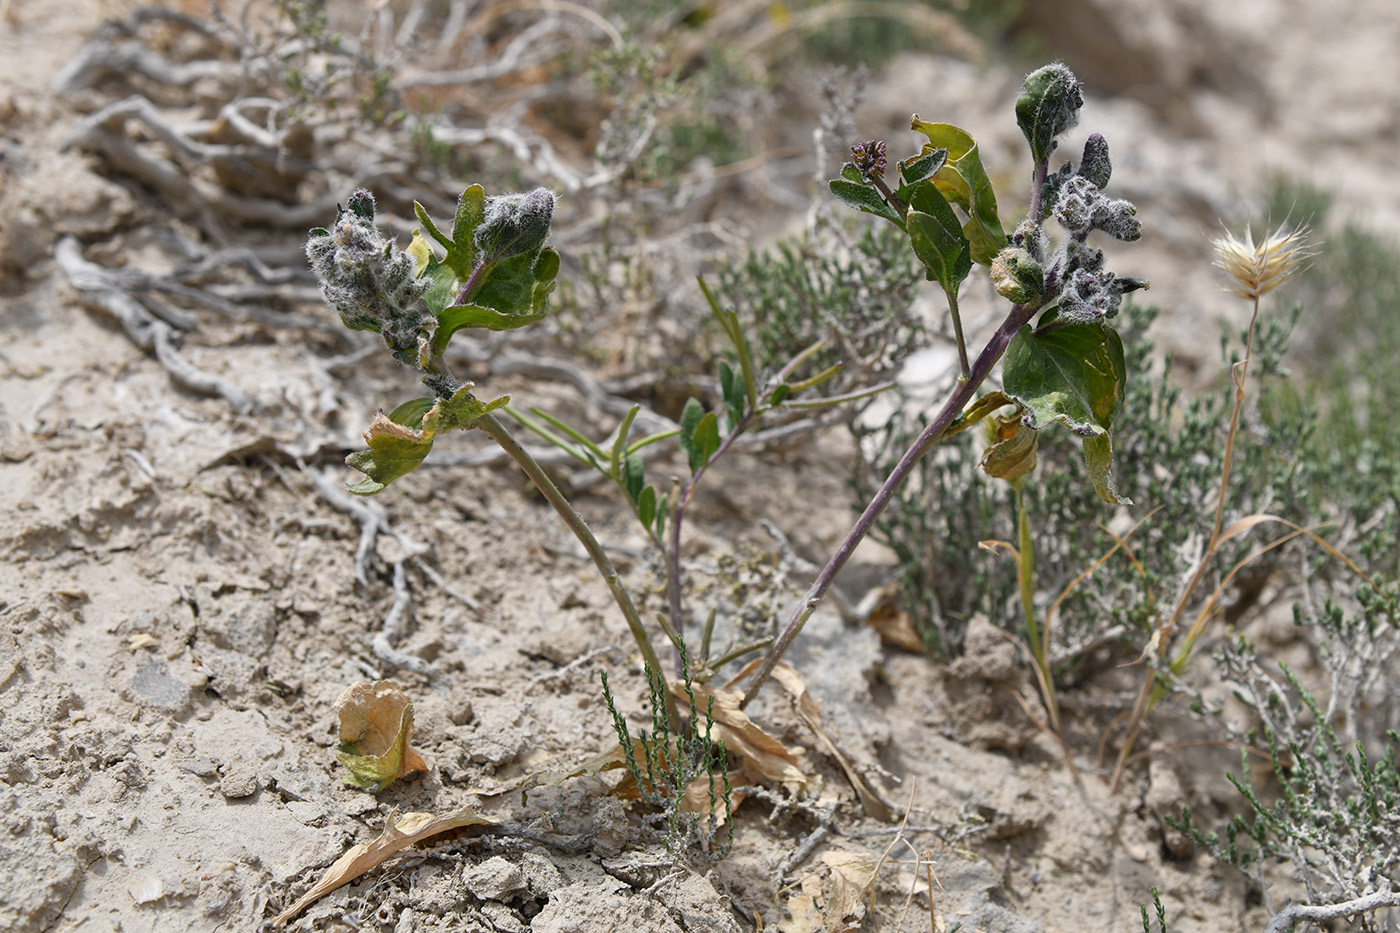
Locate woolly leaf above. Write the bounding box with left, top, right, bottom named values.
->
left=433, top=247, right=558, bottom=354
left=1015, top=63, right=1084, bottom=165
left=898, top=148, right=947, bottom=188
left=1003, top=322, right=1130, bottom=504
left=828, top=178, right=904, bottom=227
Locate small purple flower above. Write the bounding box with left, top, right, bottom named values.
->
left=850, top=139, right=887, bottom=179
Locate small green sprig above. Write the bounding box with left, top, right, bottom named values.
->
left=600, top=643, right=733, bottom=857
left=513, top=275, right=888, bottom=660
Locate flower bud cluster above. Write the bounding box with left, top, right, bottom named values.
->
left=1053, top=175, right=1141, bottom=242
left=1020, top=123, right=1147, bottom=325
left=849, top=139, right=887, bottom=180
left=1053, top=241, right=1148, bottom=325
left=305, top=189, right=431, bottom=362
left=474, top=188, right=556, bottom=263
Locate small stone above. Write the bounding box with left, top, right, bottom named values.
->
left=449, top=700, right=474, bottom=726
left=285, top=800, right=327, bottom=826
left=178, top=756, right=217, bottom=778
left=343, top=795, right=379, bottom=817
left=128, top=657, right=191, bottom=715
left=463, top=856, right=524, bottom=901
left=128, top=874, right=166, bottom=905
left=219, top=758, right=261, bottom=799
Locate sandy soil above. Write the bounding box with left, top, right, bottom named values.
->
left=3, top=1, right=1398, bottom=931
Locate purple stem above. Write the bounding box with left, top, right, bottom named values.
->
left=739, top=298, right=1041, bottom=707
left=738, top=147, right=1053, bottom=709
left=451, top=260, right=489, bottom=308
left=1029, top=159, right=1048, bottom=228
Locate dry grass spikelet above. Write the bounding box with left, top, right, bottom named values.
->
left=1212, top=224, right=1312, bottom=300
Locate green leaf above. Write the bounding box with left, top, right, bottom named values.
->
left=899, top=148, right=947, bottom=187
left=502, top=405, right=598, bottom=469
left=828, top=178, right=904, bottom=227
left=1079, top=432, right=1127, bottom=506
left=413, top=185, right=485, bottom=281
left=387, top=397, right=436, bottom=430
left=467, top=250, right=537, bottom=315
left=624, top=453, right=645, bottom=504
left=769, top=383, right=792, bottom=406
left=679, top=397, right=705, bottom=447
left=692, top=412, right=720, bottom=468
left=905, top=182, right=972, bottom=296
left=679, top=398, right=720, bottom=474
left=1002, top=323, right=1130, bottom=505
left=346, top=384, right=508, bottom=495
left=653, top=489, right=669, bottom=541
left=436, top=301, right=548, bottom=335
left=909, top=119, right=1007, bottom=265
left=610, top=405, right=640, bottom=478
left=451, top=185, right=487, bottom=266
left=699, top=276, right=758, bottom=410
left=637, top=484, right=657, bottom=534
left=414, top=200, right=454, bottom=254
left=718, top=360, right=745, bottom=431
left=433, top=247, right=558, bottom=354
left=414, top=253, right=459, bottom=318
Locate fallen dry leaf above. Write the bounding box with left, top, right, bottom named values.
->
left=272, top=805, right=499, bottom=926
left=672, top=679, right=810, bottom=795
left=333, top=681, right=428, bottom=792
left=491, top=744, right=630, bottom=804
left=778, top=850, right=878, bottom=933
left=735, top=661, right=895, bottom=822
left=863, top=585, right=925, bottom=653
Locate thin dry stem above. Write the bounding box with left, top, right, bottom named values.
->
left=1110, top=289, right=1264, bottom=790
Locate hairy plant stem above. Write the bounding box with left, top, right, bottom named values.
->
left=946, top=287, right=971, bottom=379
left=1109, top=296, right=1262, bottom=790
left=1029, top=159, right=1048, bottom=226
left=475, top=411, right=679, bottom=728
left=1015, top=483, right=1061, bottom=733
left=740, top=296, right=1044, bottom=708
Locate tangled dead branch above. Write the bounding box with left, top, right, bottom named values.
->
left=54, top=236, right=253, bottom=414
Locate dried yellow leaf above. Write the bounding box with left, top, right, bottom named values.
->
left=333, top=681, right=428, bottom=792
